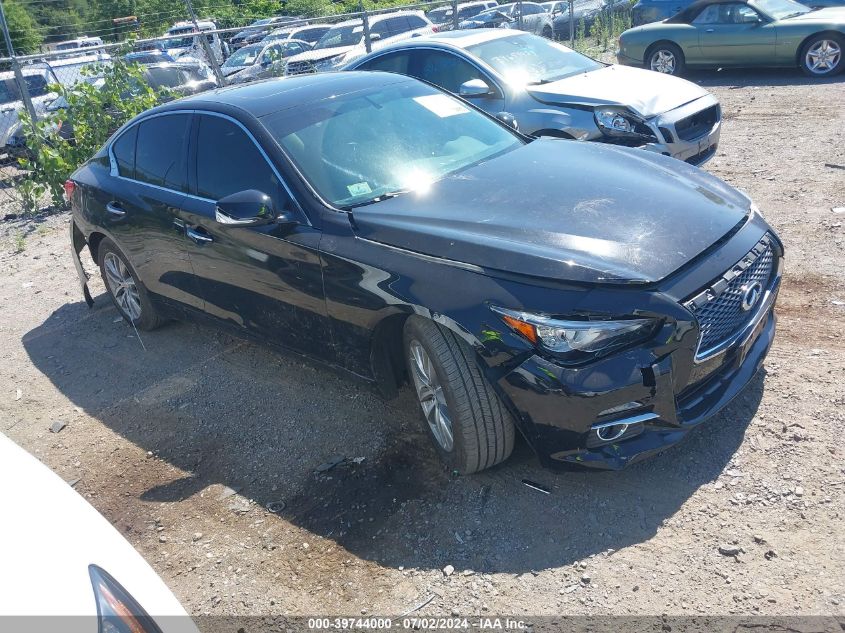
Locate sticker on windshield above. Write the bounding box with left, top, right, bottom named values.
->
left=347, top=182, right=372, bottom=197
left=413, top=94, right=470, bottom=118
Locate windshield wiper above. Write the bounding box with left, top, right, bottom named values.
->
left=526, top=78, right=554, bottom=85
left=341, top=190, right=406, bottom=210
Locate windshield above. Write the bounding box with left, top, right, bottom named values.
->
left=314, top=23, right=363, bottom=50
left=144, top=66, right=205, bottom=88
left=468, top=33, right=601, bottom=85
left=749, top=0, right=809, bottom=18
left=163, top=36, right=194, bottom=49
left=0, top=74, right=51, bottom=104
left=479, top=4, right=515, bottom=17
left=222, top=44, right=262, bottom=68
left=429, top=7, right=451, bottom=21
left=262, top=81, right=522, bottom=207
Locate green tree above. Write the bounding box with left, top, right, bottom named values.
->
left=1, top=0, right=42, bottom=54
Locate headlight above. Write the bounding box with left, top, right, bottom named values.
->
left=492, top=306, right=658, bottom=363
left=594, top=108, right=653, bottom=140
left=89, top=565, right=161, bottom=633
left=313, top=54, right=345, bottom=71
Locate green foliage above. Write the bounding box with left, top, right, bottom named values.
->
left=1, top=0, right=42, bottom=54
left=19, top=56, right=159, bottom=209
left=13, top=232, right=26, bottom=252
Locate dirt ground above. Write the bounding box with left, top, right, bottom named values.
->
left=1, top=68, right=843, bottom=621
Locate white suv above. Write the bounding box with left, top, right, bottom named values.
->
left=284, top=11, right=433, bottom=75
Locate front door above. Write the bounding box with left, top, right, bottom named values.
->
left=178, top=113, right=332, bottom=360
left=408, top=49, right=506, bottom=115
left=693, top=3, right=776, bottom=64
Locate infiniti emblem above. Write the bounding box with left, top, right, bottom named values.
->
left=740, top=281, right=763, bottom=312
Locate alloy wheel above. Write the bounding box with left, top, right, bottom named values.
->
left=408, top=340, right=454, bottom=452
left=650, top=49, right=676, bottom=74
left=805, top=39, right=841, bottom=75
left=104, top=252, right=142, bottom=321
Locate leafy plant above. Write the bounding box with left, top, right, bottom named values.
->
left=13, top=232, right=26, bottom=253
left=19, top=54, right=160, bottom=208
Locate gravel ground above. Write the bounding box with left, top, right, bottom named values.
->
left=1, top=68, right=843, bottom=621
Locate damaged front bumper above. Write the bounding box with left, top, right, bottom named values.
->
left=496, top=284, right=778, bottom=471
left=70, top=217, right=93, bottom=308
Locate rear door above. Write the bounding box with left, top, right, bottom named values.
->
left=88, top=113, right=202, bottom=311
left=177, top=112, right=332, bottom=359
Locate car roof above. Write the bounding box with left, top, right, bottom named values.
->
left=163, top=71, right=413, bottom=118
left=356, top=27, right=524, bottom=52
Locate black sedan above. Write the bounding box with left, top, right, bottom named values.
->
left=68, top=73, right=781, bottom=473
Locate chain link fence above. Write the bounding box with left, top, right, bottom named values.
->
left=0, top=0, right=631, bottom=217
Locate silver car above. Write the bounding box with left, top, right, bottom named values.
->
left=346, top=29, right=721, bottom=165
left=458, top=2, right=555, bottom=37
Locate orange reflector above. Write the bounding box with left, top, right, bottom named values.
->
left=501, top=314, right=537, bottom=345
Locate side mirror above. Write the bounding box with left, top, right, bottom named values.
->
left=495, top=111, right=519, bottom=130
left=459, top=78, right=492, bottom=97
left=215, top=189, right=278, bottom=226
left=369, top=32, right=382, bottom=42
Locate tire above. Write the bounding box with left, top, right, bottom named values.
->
left=645, top=42, right=685, bottom=76
left=799, top=33, right=844, bottom=77
left=542, top=25, right=553, bottom=39
left=404, top=316, right=515, bottom=474
left=97, top=238, right=163, bottom=331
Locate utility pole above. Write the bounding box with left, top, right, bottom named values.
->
left=0, top=0, right=37, bottom=122
left=183, top=0, right=226, bottom=85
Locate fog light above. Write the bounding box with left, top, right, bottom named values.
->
left=596, top=423, right=629, bottom=442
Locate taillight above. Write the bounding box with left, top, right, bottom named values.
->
left=64, top=179, right=76, bottom=202
left=431, top=25, right=440, bottom=32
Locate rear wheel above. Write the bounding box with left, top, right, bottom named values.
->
left=646, top=42, right=685, bottom=76
left=404, top=316, right=515, bottom=474
left=799, top=34, right=844, bottom=77
left=542, top=25, right=553, bottom=39
left=98, top=238, right=163, bottom=331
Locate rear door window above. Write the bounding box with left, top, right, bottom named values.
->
left=356, top=50, right=412, bottom=74
left=112, top=125, right=137, bottom=177
left=134, top=114, right=191, bottom=190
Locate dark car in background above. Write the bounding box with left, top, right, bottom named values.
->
left=427, top=1, right=500, bottom=29
left=68, top=72, right=781, bottom=474
left=553, top=0, right=631, bottom=38
left=459, top=2, right=555, bottom=35
left=220, top=39, right=312, bottom=82
left=229, top=16, right=303, bottom=50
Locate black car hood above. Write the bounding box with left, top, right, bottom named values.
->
left=351, top=139, right=750, bottom=284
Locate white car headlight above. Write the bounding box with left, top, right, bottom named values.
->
left=594, top=108, right=653, bottom=140
left=313, top=54, right=345, bottom=71
left=492, top=306, right=658, bottom=362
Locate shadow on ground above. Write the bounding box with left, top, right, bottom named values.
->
left=23, top=292, right=765, bottom=574
left=684, top=66, right=845, bottom=88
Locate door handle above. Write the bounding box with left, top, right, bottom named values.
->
left=705, top=28, right=715, bottom=32
left=186, top=226, right=213, bottom=245
left=106, top=201, right=126, bottom=217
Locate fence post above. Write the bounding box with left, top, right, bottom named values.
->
left=568, top=0, right=575, bottom=46
left=452, top=0, right=459, bottom=30
left=360, top=0, right=372, bottom=53
left=183, top=0, right=226, bottom=86
left=0, top=0, right=37, bottom=123
left=517, top=0, right=524, bottom=30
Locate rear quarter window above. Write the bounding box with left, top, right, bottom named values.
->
left=112, top=125, right=137, bottom=178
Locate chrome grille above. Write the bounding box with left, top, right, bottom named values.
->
left=685, top=235, right=775, bottom=358
left=286, top=60, right=315, bottom=75
left=675, top=104, right=720, bottom=141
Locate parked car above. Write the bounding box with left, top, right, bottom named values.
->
left=0, top=433, right=198, bottom=631
left=229, top=16, right=302, bottom=50
left=260, top=23, right=334, bottom=45
left=542, top=0, right=570, bottom=16
left=458, top=2, right=555, bottom=36
left=552, top=0, right=632, bottom=39
left=46, top=35, right=105, bottom=53
left=44, top=51, right=112, bottom=88
left=220, top=39, right=312, bottom=82
left=163, top=20, right=227, bottom=64
left=0, top=67, right=58, bottom=155
left=284, top=12, right=433, bottom=74
left=618, top=0, right=845, bottom=76
left=68, top=72, right=781, bottom=473
left=125, top=50, right=178, bottom=64
left=348, top=30, right=720, bottom=164
left=427, top=1, right=500, bottom=29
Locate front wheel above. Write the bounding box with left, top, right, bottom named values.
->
left=404, top=316, right=515, bottom=474
left=542, top=25, right=553, bottom=39
left=799, top=34, right=843, bottom=77
left=646, top=42, right=685, bottom=76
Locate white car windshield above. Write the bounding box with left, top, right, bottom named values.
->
left=223, top=44, right=262, bottom=68
left=468, top=33, right=602, bottom=85
left=261, top=80, right=523, bottom=207
left=314, top=24, right=363, bottom=50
